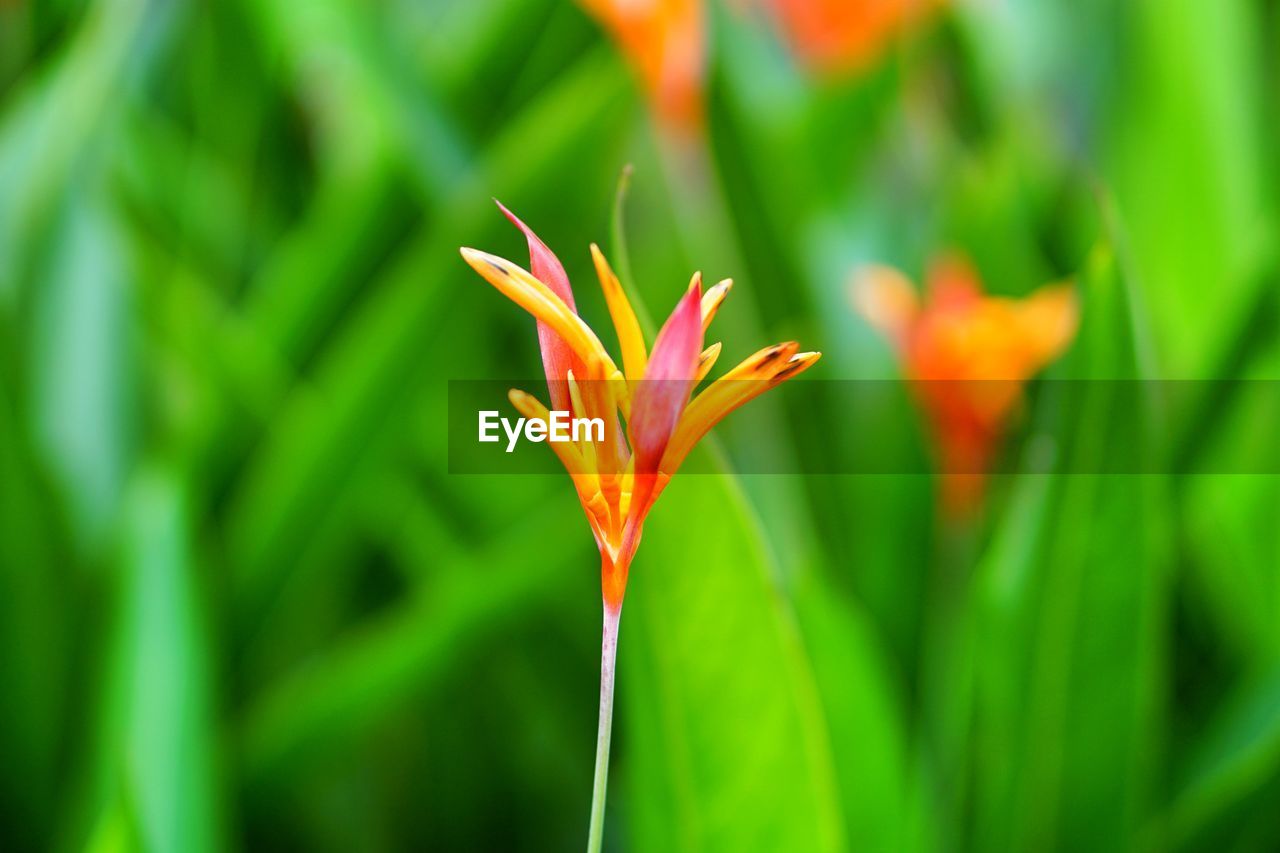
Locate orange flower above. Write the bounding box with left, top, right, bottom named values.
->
left=464, top=202, right=819, bottom=849
left=577, top=0, right=704, bottom=134
left=461, top=201, right=820, bottom=611
left=577, top=0, right=940, bottom=133
left=853, top=254, right=1078, bottom=515
left=766, top=0, right=942, bottom=77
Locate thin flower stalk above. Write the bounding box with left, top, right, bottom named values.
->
left=587, top=605, right=620, bottom=853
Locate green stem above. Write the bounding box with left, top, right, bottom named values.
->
left=587, top=603, right=621, bottom=853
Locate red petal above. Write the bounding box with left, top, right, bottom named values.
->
left=629, top=277, right=704, bottom=477
left=496, top=200, right=583, bottom=412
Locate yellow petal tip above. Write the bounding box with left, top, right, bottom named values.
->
left=460, top=247, right=510, bottom=277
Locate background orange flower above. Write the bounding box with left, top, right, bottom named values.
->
left=766, top=0, right=942, bottom=76
left=855, top=254, right=1078, bottom=514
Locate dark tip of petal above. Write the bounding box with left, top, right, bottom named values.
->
left=772, top=365, right=802, bottom=382
left=772, top=352, right=819, bottom=382
left=772, top=360, right=809, bottom=381
left=761, top=342, right=796, bottom=365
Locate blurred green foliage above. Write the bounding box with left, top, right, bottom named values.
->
left=1, top=0, right=1279, bottom=850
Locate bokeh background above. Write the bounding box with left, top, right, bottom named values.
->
left=2, top=0, right=1279, bottom=850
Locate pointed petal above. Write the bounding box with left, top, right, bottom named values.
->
left=661, top=345, right=821, bottom=476
left=700, top=278, right=732, bottom=331
left=495, top=201, right=582, bottom=411
left=851, top=264, right=919, bottom=346
left=628, top=274, right=704, bottom=479
left=508, top=388, right=600, bottom=498
left=496, top=201, right=576, bottom=308
left=460, top=248, right=617, bottom=380
left=591, top=243, right=648, bottom=381
left=1015, top=282, right=1079, bottom=369
left=566, top=368, right=629, bottom=481
left=565, top=372, right=600, bottom=473
left=695, top=341, right=721, bottom=383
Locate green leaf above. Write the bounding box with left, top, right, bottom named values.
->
left=28, top=198, right=134, bottom=552
left=793, top=573, right=921, bottom=851
left=84, top=468, right=223, bottom=853
left=973, top=242, right=1169, bottom=852
left=238, top=499, right=586, bottom=784
left=1178, top=317, right=1280, bottom=663
left=0, top=359, right=75, bottom=845
left=620, top=454, right=845, bottom=852
left=1105, top=0, right=1270, bottom=375
left=0, top=0, right=174, bottom=305
left=1166, top=666, right=1280, bottom=846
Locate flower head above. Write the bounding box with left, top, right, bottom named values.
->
left=853, top=253, right=1078, bottom=514
left=766, top=0, right=942, bottom=77
left=462, top=202, right=820, bottom=609
left=577, top=0, right=704, bottom=135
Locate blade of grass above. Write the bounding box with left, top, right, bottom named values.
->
left=78, top=467, right=223, bottom=853
left=1164, top=666, right=1280, bottom=846
left=238, top=499, right=586, bottom=783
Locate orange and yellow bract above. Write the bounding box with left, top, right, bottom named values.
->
left=854, top=253, right=1078, bottom=515
left=462, top=202, right=820, bottom=610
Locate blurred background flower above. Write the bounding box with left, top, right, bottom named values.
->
left=0, top=0, right=1278, bottom=851
left=578, top=0, right=704, bottom=134
left=853, top=254, right=1077, bottom=515
left=765, top=0, right=942, bottom=77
